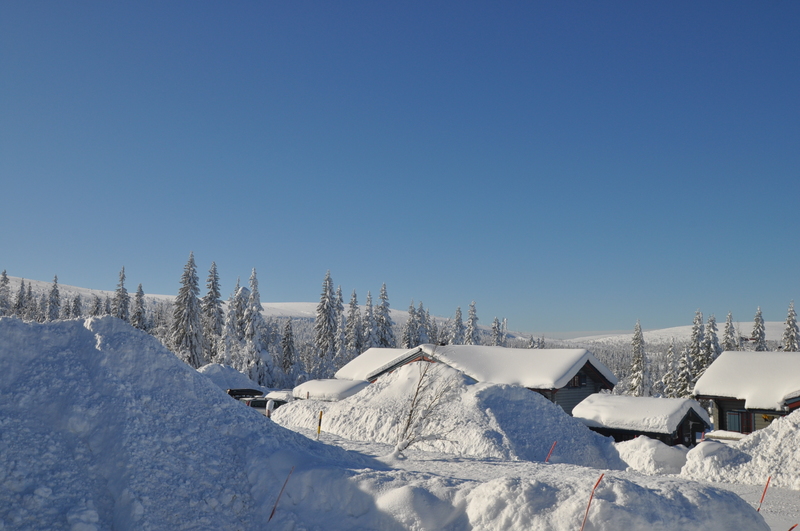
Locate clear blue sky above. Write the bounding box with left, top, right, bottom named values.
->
left=2, top=2, right=799, bottom=334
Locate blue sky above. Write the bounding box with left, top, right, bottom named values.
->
left=2, top=2, right=799, bottom=334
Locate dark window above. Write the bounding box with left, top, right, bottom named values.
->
left=726, top=410, right=754, bottom=433
left=568, top=374, right=587, bottom=388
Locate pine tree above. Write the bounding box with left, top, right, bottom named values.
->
left=333, top=311, right=348, bottom=370
left=752, top=307, right=767, bottom=351
left=449, top=307, right=464, bottom=345
left=702, top=314, right=721, bottom=365
left=688, top=310, right=704, bottom=382
left=171, top=253, right=205, bottom=369
left=375, top=283, right=396, bottom=348
left=201, top=262, right=225, bottom=362
left=60, top=298, right=71, bottom=319
left=90, top=294, right=103, bottom=317
left=628, top=320, right=646, bottom=396
left=416, top=302, right=430, bottom=344
left=222, top=280, right=248, bottom=367
left=131, top=284, right=146, bottom=330
left=426, top=310, right=438, bottom=345
left=722, top=312, right=740, bottom=351
left=491, top=317, right=502, bottom=347
left=36, top=291, right=47, bottom=322
left=47, top=276, right=60, bottom=322
left=345, top=290, right=363, bottom=357
left=13, top=279, right=26, bottom=317
left=281, top=318, right=297, bottom=382
left=527, top=335, right=536, bottom=349
left=244, top=269, right=270, bottom=385
left=361, top=291, right=379, bottom=350
left=465, top=301, right=479, bottom=345
left=0, top=270, right=10, bottom=316
left=314, top=271, right=337, bottom=368
left=661, top=339, right=678, bottom=398
left=675, top=346, right=695, bottom=398
left=782, top=301, right=799, bottom=352
left=71, top=294, right=83, bottom=318
left=401, top=301, right=419, bottom=348
left=112, top=267, right=130, bottom=322
left=103, top=295, right=112, bottom=316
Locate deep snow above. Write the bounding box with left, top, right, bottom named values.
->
left=0, top=317, right=781, bottom=530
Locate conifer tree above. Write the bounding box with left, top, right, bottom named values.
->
left=104, top=295, right=112, bottom=316
left=71, top=294, right=83, bottom=319
left=112, top=267, right=130, bottom=322
left=36, top=291, right=47, bottom=322
left=314, top=271, right=337, bottom=367
left=281, top=318, right=297, bottom=382
left=752, top=307, right=767, bottom=351
left=628, top=320, right=647, bottom=396
left=401, top=301, right=419, bottom=348
left=674, top=346, right=695, bottom=398
left=449, top=307, right=465, bottom=345
left=361, top=291, right=379, bottom=350
left=702, top=314, right=721, bottom=364
left=661, top=339, right=678, bottom=398
left=426, top=309, right=438, bottom=345
left=465, top=301, right=479, bottom=345
left=201, top=262, right=225, bottom=362
left=90, top=294, right=103, bottom=317
left=782, top=301, right=799, bottom=352
left=47, top=276, right=60, bottom=322
left=333, top=312, right=348, bottom=370
left=527, top=335, right=536, bottom=349
left=171, top=253, right=205, bottom=368
left=345, top=290, right=363, bottom=356
left=491, top=317, right=503, bottom=347
left=222, top=280, right=248, bottom=366
left=0, top=270, right=10, bottom=316
left=375, top=283, right=396, bottom=348
left=244, top=269, right=270, bottom=384
left=722, top=312, right=740, bottom=351
left=60, top=299, right=71, bottom=319
left=416, top=302, right=430, bottom=344
left=131, top=284, right=146, bottom=330
left=13, top=279, right=26, bottom=317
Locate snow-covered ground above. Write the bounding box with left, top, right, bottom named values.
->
left=0, top=316, right=796, bottom=530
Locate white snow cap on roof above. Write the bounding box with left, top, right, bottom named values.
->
left=293, top=379, right=370, bottom=401
left=417, top=344, right=617, bottom=389
left=334, top=347, right=421, bottom=381
left=693, top=350, right=800, bottom=410
left=573, top=394, right=711, bottom=435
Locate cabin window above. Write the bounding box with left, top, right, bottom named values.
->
left=726, top=410, right=754, bottom=433
left=568, top=374, right=587, bottom=388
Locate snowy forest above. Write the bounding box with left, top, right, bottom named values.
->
left=1, top=254, right=798, bottom=397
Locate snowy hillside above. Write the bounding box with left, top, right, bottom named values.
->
left=0, top=317, right=775, bottom=530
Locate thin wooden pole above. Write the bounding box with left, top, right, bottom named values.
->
left=316, top=410, right=323, bottom=440
left=268, top=466, right=295, bottom=522
left=757, top=476, right=771, bottom=512
left=545, top=441, right=557, bottom=463
left=579, top=473, right=604, bottom=531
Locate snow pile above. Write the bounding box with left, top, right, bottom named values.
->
left=276, top=362, right=627, bottom=469
left=616, top=437, right=689, bottom=475
left=682, top=410, right=800, bottom=489
left=197, top=362, right=265, bottom=393
left=293, top=378, right=370, bottom=401
left=0, top=317, right=772, bottom=530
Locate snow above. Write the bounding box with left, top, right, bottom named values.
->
left=416, top=344, right=618, bottom=389
left=573, top=394, right=711, bottom=434
left=682, top=409, right=800, bottom=490
left=0, top=317, right=783, bottom=529
left=293, top=378, right=370, bottom=401
left=693, top=351, right=800, bottom=410
left=616, top=437, right=689, bottom=475
left=197, top=362, right=266, bottom=393
left=334, top=346, right=421, bottom=381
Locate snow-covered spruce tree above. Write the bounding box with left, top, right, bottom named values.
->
left=112, top=267, right=130, bottom=322
left=465, top=301, right=479, bottom=345
left=702, top=314, right=721, bottom=366
left=334, top=285, right=344, bottom=328
left=0, top=270, right=10, bottom=316
left=89, top=294, right=103, bottom=317
left=491, top=317, right=502, bottom=347
left=375, top=283, right=396, bottom=348
left=416, top=302, right=430, bottom=344
left=332, top=312, right=348, bottom=371
left=281, top=318, right=297, bottom=385
left=313, top=271, right=337, bottom=374
left=688, top=310, right=704, bottom=367
left=752, top=307, right=767, bottom=351
left=60, top=299, right=71, bottom=319
left=628, top=320, right=647, bottom=396
left=425, top=309, right=438, bottom=345
left=131, top=284, right=146, bottom=330
left=171, top=253, right=206, bottom=369
left=221, top=280, right=247, bottom=367
left=674, top=346, right=695, bottom=398
left=244, top=269, right=271, bottom=385
left=345, top=290, right=363, bottom=357
left=201, top=262, right=225, bottom=363
left=36, top=291, right=47, bottom=322
left=449, top=306, right=465, bottom=345
left=70, top=294, right=83, bottom=319
left=13, top=279, right=26, bottom=317
left=661, top=339, right=678, bottom=398
left=722, top=312, right=739, bottom=351
left=527, top=335, right=536, bottom=349
left=783, top=301, right=799, bottom=352
left=401, top=301, right=419, bottom=349
left=103, top=295, right=112, bottom=316
left=361, top=291, right=380, bottom=350
left=47, top=276, right=60, bottom=322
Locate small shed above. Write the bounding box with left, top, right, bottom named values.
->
left=693, top=350, right=800, bottom=434
left=572, top=394, right=711, bottom=446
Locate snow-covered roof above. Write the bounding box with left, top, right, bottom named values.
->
left=572, top=394, right=711, bottom=435
left=293, top=379, right=370, bottom=401
left=418, top=344, right=617, bottom=389
left=693, top=351, right=800, bottom=410
left=334, top=347, right=422, bottom=381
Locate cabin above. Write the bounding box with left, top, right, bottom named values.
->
left=693, top=351, right=800, bottom=434
left=334, top=344, right=617, bottom=415
left=572, top=394, right=711, bottom=446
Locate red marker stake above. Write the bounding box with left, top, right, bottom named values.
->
left=580, top=473, right=604, bottom=531
left=268, top=466, right=295, bottom=522
left=757, top=476, right=771, bottom=512
left=545, top=441, right=557, bottom=463
left=787, top=525, right=798, bottom=531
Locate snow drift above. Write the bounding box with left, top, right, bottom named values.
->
left=0, top=317, right=771, bottom=530
left=616, top=437, right=689, bottom=475
left=197, top=362, right=265, bottom=393
left=682, top=410, right=800, bottom=490
left=276, top=362, right=626, bottom=469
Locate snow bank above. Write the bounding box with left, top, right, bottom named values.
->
left=197, top=362, right=265, bottom=393
left=616, top=437, right=689, bottom=475
left=0, top=317, right=771, bottom=530
left=682, top=410, right=800, bottom=489
left=293, top=378, right=370, bottom=401
left=276, top=362, right=627, bottom=469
